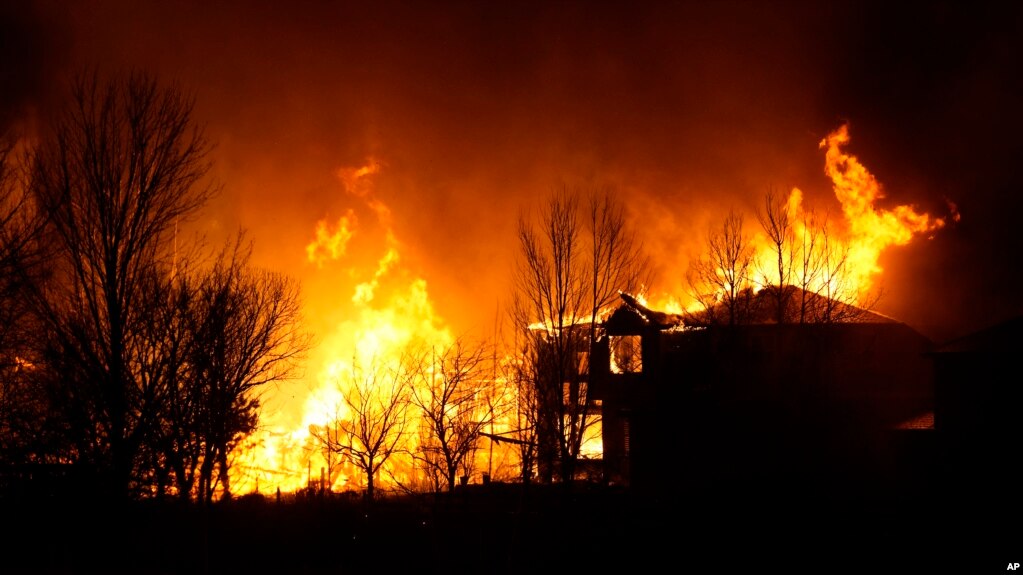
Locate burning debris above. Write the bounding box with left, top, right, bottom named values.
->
left=611, top=292, right=685, bottom=331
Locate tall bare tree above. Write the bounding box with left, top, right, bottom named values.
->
left=187, top=238, right=308, bottom=502
left=513, top=187, right=647, bottom=483
left=756, top=189, right=795, bottom=323
left=29, top=71, right=216, bottom=498
left=0, top=132, right=44, bottom=346
left=794, top=208, right=825, bottom=324
left=410, top=339, right=493, bottom=492
left=0, top=130, right=51, bottom=468
left=313, top=357, right=412, bottom=501
left=503, top=329, right=541, bottom=485
left=688, top=210, right=755, bottom=326
left=587, top=191, right=650, bottom=334
left=131, top=261, right=197, bottom=500
left=149, top=269, right=197, bottom=500
left=791, top=211, right=880, bottom=324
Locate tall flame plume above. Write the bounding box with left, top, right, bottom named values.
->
left=230, top=160, right=454, bottom=495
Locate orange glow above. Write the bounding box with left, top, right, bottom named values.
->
left=231, top=161, right=454, bottom=494
left=230, top=125, right=954, bottom=496
left=230, top=161, right=524, bottom=495
left=813, top=124, right=946, bottom=294
left=667, top=124, right=952, bottom=312
left=306, top=211, right=356, bottom=267
left=633, top=290, right=695, bottom=316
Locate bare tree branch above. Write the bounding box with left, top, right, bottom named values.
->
left=688, top=210, right=755, bottom=326
left=513, top=186, right=646, bottom=483
left=409, top=338, right=493, bottom=492
left=29, top=71, right=216, bottom=498
left=312, top=356, right=412, bottom=501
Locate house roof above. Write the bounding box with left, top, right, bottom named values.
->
left=608, top=286, right=895, bottom=333
left=932, top=315, right=1023, bottom=354
left=685, top=285, right=895, bottom=326
left=605, top=292, right=684, bottom=333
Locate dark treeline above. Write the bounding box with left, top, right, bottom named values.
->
left=0, top=71, right=308, bottom=503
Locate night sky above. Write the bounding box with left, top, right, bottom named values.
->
left=4, top=0, right=1021, bottom=344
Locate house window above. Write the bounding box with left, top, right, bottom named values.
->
left=576, top=350, right=589, bottom=376
left=610, top=335, right=642, bottom=374
left=562, top=381, right=590, bottom=406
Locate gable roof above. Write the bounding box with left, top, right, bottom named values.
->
left=684, top=285, right=894, bottom=326
left=609, top=286, right=894, bottom=332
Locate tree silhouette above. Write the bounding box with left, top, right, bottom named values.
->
left=0, top=129, right=51, bottom=469
left=410, top=339, right=493, bottom=492
left=313, top=357, right=412, bottom=501
left=789, top=209, right=880, bottom=323
left=187, top=239, right=307, bottom=502
left=793, top=207, right=825, bottom=323
left=690, top=198, right=881, bottom=326
left=139, top=264, right=201, bottom=500
left=687, top=210, right=755, bottom=326
left=513, top=187, right=646, bottom=482
left=5, top=71, right=309, bottom=502
left=29, top=71, right=216, bottom=498
left=503, top=329, right=541, bottom=485
left=756, top=188, right=795, bottom=323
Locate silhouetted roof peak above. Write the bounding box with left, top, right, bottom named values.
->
left=933, top=315, right=1023, bottom=354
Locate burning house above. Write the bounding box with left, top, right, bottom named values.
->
left=590, top=289, right=936, bottom=495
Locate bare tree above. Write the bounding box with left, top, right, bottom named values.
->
left=514, top=193, right=582, bottom=483
left=587, top=191, right=651, bottom=334
left=794, top=208, right=825, bottom=324
left=410, top=339, right=493, bottom=492
left=812, top=221, right=881, bottom=323
left=505, top=330, right=541, bottom=485
left=0, top=132, right=44, bottom=347
left=688, top=210, right=755, bottom=326
left=478, top=320, right=540, bottom=486
left=815, top=221, right=851, bottom=323
left=127, top=260, right=200, bottom=500
left=29, top=71, right=216, bottom=498
left=0, top=130, right=51, bottom=469
left=187, top=238, right=308, bottom=502
left=791, top=211, right=880, bottom=324
left=513, top=187, right=646, bottom=483
left=314, top=422, right=345, bottom=496
left=756, top=189, right=795, bottom=323
left=313, top=357, right=412, bottom=501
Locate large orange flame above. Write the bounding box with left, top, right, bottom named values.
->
left=232, top=125, right=952, bottom=496
left=814, top=124, right=947, bottom=294
left=653, top=124, right=953, bottom=312
left=231, top=160, right=453, bottom=495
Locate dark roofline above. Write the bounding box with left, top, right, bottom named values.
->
left=932, top=315, right=1023, bottom=354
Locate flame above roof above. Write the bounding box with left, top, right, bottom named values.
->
left=608, top=286, right=895, bottom=334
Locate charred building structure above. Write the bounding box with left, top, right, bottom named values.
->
left=590, top=290, right=936, bottom=496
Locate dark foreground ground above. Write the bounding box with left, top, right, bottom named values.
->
left=1, top=478, right=1019, bottom=574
